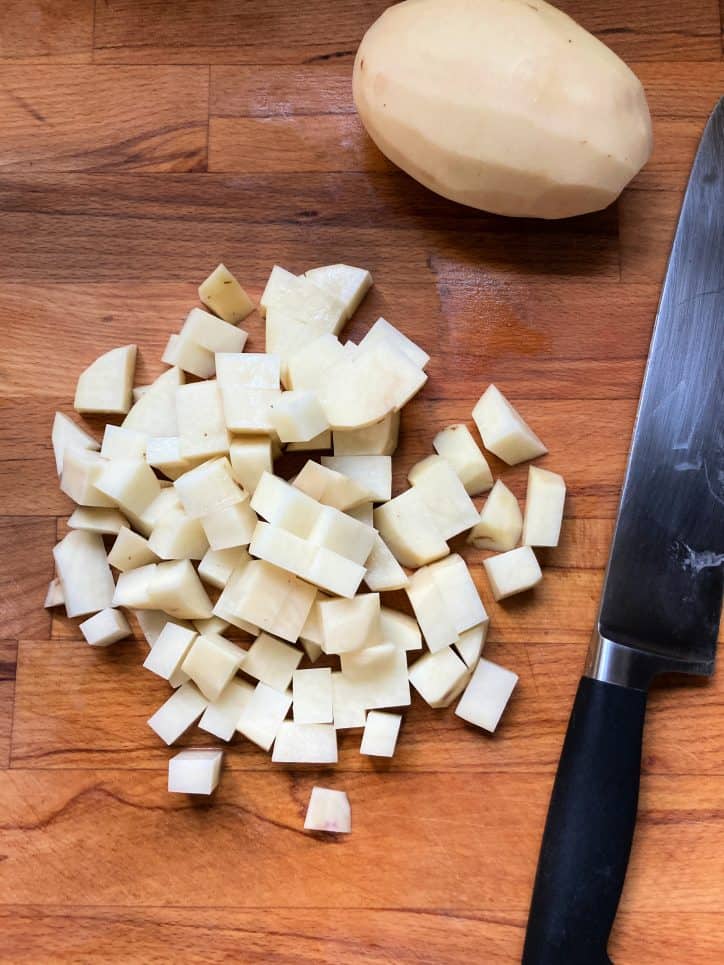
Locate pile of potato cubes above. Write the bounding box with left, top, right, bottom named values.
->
left=48, top=261, right=565, bottom=821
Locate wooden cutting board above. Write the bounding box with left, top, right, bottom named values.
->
left=1, top=2, right=722, bottom=962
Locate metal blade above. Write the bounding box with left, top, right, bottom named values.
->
left=598, top=99, right=724, bottom=673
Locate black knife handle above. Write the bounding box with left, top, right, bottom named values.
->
left=522, top=676, right=648, bottom=965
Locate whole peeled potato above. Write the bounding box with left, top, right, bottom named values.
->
left=353, top=0, right=652, bottom=218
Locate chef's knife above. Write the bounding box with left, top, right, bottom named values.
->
left=522, top=99, right=724, bottom=965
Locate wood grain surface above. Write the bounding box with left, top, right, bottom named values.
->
left=1, top=2, right=723, bottom=962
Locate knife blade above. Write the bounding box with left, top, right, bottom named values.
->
left=523, top=99, right=724, bottom=965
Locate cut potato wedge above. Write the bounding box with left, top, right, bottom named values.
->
left=472, top=384, right=547, bottom=465
left=198, top=263, right=254, bottom=324
left=123, top=367, right=184, bottom=438
left=74, top=344, right=137, bottom=415
left=319, top=341, right=427, bottom=430
left=52, top=412, right=99, bottom=476
left=304, top=264, right=372, bottom=320
left=357, top=317, right=429, bottom=370
left=53, top=530, right=116, bottom=618
left=433, top=424, right=493, bottom=496
left=468, top=480, right=522, bottom=551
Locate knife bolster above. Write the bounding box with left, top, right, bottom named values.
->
left=585, top=631, right=694, bottom=690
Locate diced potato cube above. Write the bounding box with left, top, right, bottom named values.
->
left=522, top=466, right=566, bottom=547
left=53, top=530, right=115, bottom=618
left=74, top=345, right=137, bottom=415
left=319, top=342, right=427, bottom=430
left=67, top=507, right=128, bottom=535
left=148, top=681, right=208, bottom=745
left=60, top=448, right=115, bottom=508
left=123, top=367, right=184, bottom=437
left=134, top=609, right=192, bottom=648
left=306, top=545, right=367, bottom=599
left=331, top=672, right=368, bottom=729
left=126, top=487, right=181, bottom=538
left=162, top=333, right=216, bottom=379
left=199, top=678, right=255, bottom=741
left=198, top=546, right=250, bottom=589
left=242, top=632, right=303, bottom=692
left=52, top=412, right=99, bottom=476
left=146, top=559, right=214, bottom=619
left=408, top=455, right=479, bottom=539
left=357, top=317, right=429, bottom=369
left=373, top=488, right=449, bottom=568
left=380, top=608, right=422, bottom=652
left=168, top=748, right=223, bottom=795
left=145, top=436, right=193, bottom=481
left=472, top=385, right=547, bottom=465
left=293, top=667, right=333, bottom=724
left=319, top=593, right=381, bottom=655
left=455, top=624, right=487, bottom=668
left=423, top=554, right=488, bottom=634
left=251, top=471, right=319, bottom=537
left=181, top=632, right=246, bottom=701
left=194, top=616, right=229, bottom=635
left=108, top=526, right=159, bottom=572
left=293, top=460, right=370, bottom=510
left=286, top=333, right=347, bottom=391
left=148, top=507, right=209, bottom=561
left=408, top=647, right=469, bottom=707
left=79, top=608, right=131, bottom=647
left=201, top=499, right=257, bottom=550
left=467, top=480, right=522, bottom=551
left=112, top=563, right=157, bottom=609
left=269, top=390, right=329, bottom=444
left=321, top=455, right=391, bottom=503
left=174, top=457, right=243, bottom=519
left=236, top=682, right=292, bottom=751
left=455, top=658, right=518, bottom=732
left=406, top=567, right=458, bottom=654
left=304, top=786, right=351, bottom=833
left=100, top=425, right=147, bottom=461
left=44, top=577, right=65, bottom=608
left=308, top=505, right=376, bottom=565
left=229, top=560, right=316, bottom=643
left=304, top=264, right=372, bottom=320
left=271, top=722, right=338, bottom=763
left=363, top=535, right=409, bottom=592
left=176, top=380, right=229, bottom=460
left=347, top=502, right=374, bottom=526
left=433, top=424, right=493, bottom=496
left=341, top=644, right=410, bottom=710
left=199, top=263, right=254, bottom=324
left=181, top=306, right=247, bottom=353
left=265, top=274, right=347, bottom=334
left=482, top=546, right=542, bottom=600
left=229, top=436, right=273, bottom=494
left=95, top=458, right=161, bottom=516
left=333, top=412, right=400, bottom=456
left=360, top=711, right=402, bottom=757
left=259, top=265, right=297, bottom=318
left=143, top=622, right=197, bottom=686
